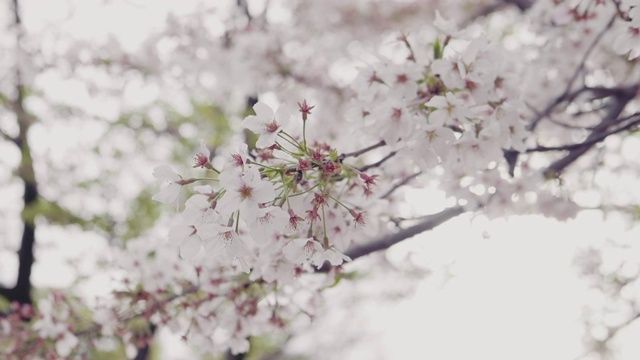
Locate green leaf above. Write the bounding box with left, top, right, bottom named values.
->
left=433, top=38, right=443, bottom=60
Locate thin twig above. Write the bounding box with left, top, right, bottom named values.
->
left=528, top=14, right=617, bottom=131
left=317, top=206, right=466, bottom=272
left=380, top=171, right=422, bottom=199
left=543, top=85, right=639, bottom=177
left=343, top=140, right=386, bottom=158
left=527, top=115, right=640, bottom=153
left=0, top=129, right=18, bottom=144
left=461, top=2, right=508, bottom=28
left=359, top=151, right=397, bottom=172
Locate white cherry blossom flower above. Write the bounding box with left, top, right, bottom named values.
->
left=243, top=101, right=291, bottom=149
left=197, top=223, right=251, bottom=270
left=193, top=139, right=211, bottom=168
left=226, top=143, right=251, bottom=173
left=351, top=66, right=389, bottom=102
left=366, top=99, right=417, bottom=146
left=431, top=58, right=465, bottom=89
left=183, top=193, right=221, bottom=225
left=56, top=332, right=79, bottom=357
left=425, top=92, right=472, bottom=126
left=218, top=166, right=275, bottom=220
left=248, top=206, right=289, bottom=242
left=169, top=224, right=202, bottom=260
left=283, top=238, right=350, bottom=268
left=283, top=238, right=325, bottom=267
left=152, top=165, right=188, bottom=210
left=410, top=123, right=456, bottom=167
left=612, top=7, right=640, bottom=60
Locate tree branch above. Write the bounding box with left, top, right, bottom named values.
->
left=343, top=140, right=386, bottom=159
left=318, top=206, right=466, bottom=273
left=543, top=84, right=638, bottom=178
left=380, top=171, right=422, bottom=199
left=461, top=3, right=508, bottom=28
left=0, top=113, right=18, bottom=144
left=528, top=14, right=617, bottom=131
left=358, top=150, right=397, bottom=172
left=7, top=0, right=38, bottom=306
left=134, top=324, right=157, bottom=360
left=345, top=206, right=465, bottom=260
left=0, top=286, right=13, bottom=300
left=526, top=113, right=640, bottom=153
left=503, top=0, right=534, bottom=11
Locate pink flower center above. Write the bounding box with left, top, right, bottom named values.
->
left=231, top=153, right=244, bottom=167
left=354, top=212, right=366, bottom=227
left=303, top=241, right=317, bottom=257
left=194, top=153, right=209, bottom=167
left=221, top=231, right=233, bottom=245
left=238, top=184, right=253, bottom=200
left=392, top=108, right=403, bottom=122
left=259, top=212, right=273, bottom=225
left=264, top=120, right=280, bottom=134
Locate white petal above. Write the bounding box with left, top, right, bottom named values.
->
left=252, top=101, right=274, bottom=119
left=152, top=165, right=181, bottom=181
left=243, top=115, right=265, bottom=133
left=152, top=183, right=181, bottom=205
left=55, top=332, right=78, bottom=357
left=252, top=181, right=275, bottom=204
left=425, top=95, right=447, bottom=108
left=282, top=238, right=308, bottom=264
left=197, top=139, right=211, bottom=158
left=169, top=225, right=193, bottom=242
left=324, top=248, right=351, bottom=266
left=275, top=104, right=292, bottom=124
left=255, top=132, right=279, bottom=149
left=180, top=235, right=202, bottom=259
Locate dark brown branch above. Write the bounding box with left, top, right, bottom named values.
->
left=527, top=114, right=640, bottom=153
left=503, top=0, right=534, bottom=11
left=359, top=150, right=397, bottom=172
left=528, top=15, right=617, bottom=131
left=318, top=206, right=466, bottom=273
left=0, top=286, right=12, bottom=300
left=134, top=324, right=157, bottom=360
left=226, top=350, right=247, bottom=360
left=6, top=0, right=38, bottom=306
left=0, top=129, right=18, bottom=144
left=380, top=171, right=422, bottom=199
left=461, top=0, right=536, bottom=29
left=543, top=85, right=638, bottom=178
left=344, top=206, right=465, bottom=260
left=606, top=312, right=640, bottom=341
left=343, top=140, right=386, bottom=158
left=611, top=0, right=633, bottom=21
left=461, top=3, right=508, bottom=28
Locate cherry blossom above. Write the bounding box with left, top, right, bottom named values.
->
left=243, top=101, right=292, bottom=149
left=612, top=5, right=640, bottom=59
left=218, top=166, right=276, bottom=220
left=151, top=165, right=191, bottom=210
left=193, top=139, right=211, bottom=168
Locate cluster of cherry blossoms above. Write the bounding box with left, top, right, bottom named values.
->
left=131, top=98, right=390, bottom=355
left=153, top=99, right=385, bottom=275
left=1, top=293, right=80, bottom=359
